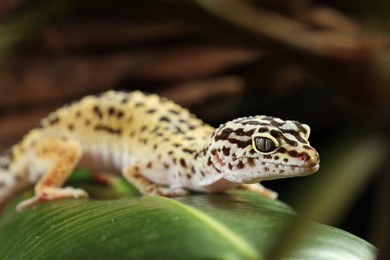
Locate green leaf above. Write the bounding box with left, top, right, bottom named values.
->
left=0, top=189, right=376, bottom=260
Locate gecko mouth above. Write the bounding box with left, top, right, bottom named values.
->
left=260, top=160, right=320, bottom=177
left=240, top=156, right=320, bottom=170
left=237, top=157, right=320, bottom=178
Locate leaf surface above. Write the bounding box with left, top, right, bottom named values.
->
left=0, top=189, right=376, bottom=260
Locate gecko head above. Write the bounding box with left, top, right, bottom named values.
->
left=206, top=116, right=320, bottom=184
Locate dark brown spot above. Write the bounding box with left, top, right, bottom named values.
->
left=146, top=108, right=157, bottom=114
left=264, top=167, right=270, bottom=172
left=48, top=116, right=60, bottom=125
left=135, top=102, right=144, bottom=107
left=222, top=147, right=230, bottom=156
left=283, top=158, right=289, bottom=163
left=258, top=127, right=268, bottom=133
left=263, top=155, right=272, bottom=159
left=168, top=151, right=174, bottom=155
left=93, top=105, right=103, bottom=119
left=282, top=130, right=308, bottom=143
left=280, top=170, right=285, bottom=173
left=186, top=173, right=192, bottom=179
left=116, top=111, right=124, bottom=119
left=295, top=122, right=307, bottom=134
left=201, top=171, right=206, bottom=177
left=235, top=128, right=255, bottom=137
left=277, top=147, right=287, bottom=153
left=183, top=148, right=195, bottom=154
left=227, top=138, right=251, bottom=149
left=284, top=137, right=298, bottom=147
left=75, top=111, right=81, bottom=118
left=249, top=149, right=257, bottom=155
left=108, top=107, right=115, bottom=116
left=274, top=156, right=279, bottom=160
left=68, top=123, right=74, bottom=131
left=94, top=124, right=122, bottom=135
left=169, top=109, right=180, bottom=114
left=150, top=126, right=159, bottom=133
left=140, top=125, right=148, bottom=132
left=160, top=116, right=171, bottom=122
left=85, top=119, right=91, bottom=126
left=303, top=145, right=312, bottom=150
left=237, top=161, right=245, bottom=169
left=269, top=119, right=284, bottom=127
left=214, top=127, right=234, bottom=141
left=288, top=150, right=299, bottom=158
left=211, top=149, right=217, bottom=155
left=228, top=163, right=233, bottom=170
left=270, top=130, right=281, bottom=139
left=188, top=125, right=196, bottom=130
left=173, top=143, right=181, bottom=148
left=121, top=98, right=128, bottom=104
left=173, top=158, right=177, bottom=164
left=207, top=157, right=213, bottom=166
left=180, top=158, right=187, bottom=168
left=248, top=158, right=255, bottom=167
left=146, top=162, right=153, bottom=168
left=163, top=163, right=170, bottom=169
left=174, top=126, right=184, bottom=134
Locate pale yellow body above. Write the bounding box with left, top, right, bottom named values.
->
left=0, top=91, right=320, bottom=211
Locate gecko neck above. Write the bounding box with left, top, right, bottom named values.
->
left=191, top=142, right=238, bottom=192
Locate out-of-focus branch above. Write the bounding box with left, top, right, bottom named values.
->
left=197, top=0, right=386, bottom=104
left=197, top=0, right=371, bottom=60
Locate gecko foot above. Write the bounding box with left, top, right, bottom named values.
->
left=238, top=183, right=278, bottom=199
left=147, top=187, right=189, bottom=197
left=16, top=187, right=89, bottom=212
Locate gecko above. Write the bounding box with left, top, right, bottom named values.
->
left=0, top=90, right=320, bottom=212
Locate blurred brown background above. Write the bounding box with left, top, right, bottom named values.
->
left=0, top=0, right=389, bottom=258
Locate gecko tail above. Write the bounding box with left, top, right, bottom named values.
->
left=0, top=148, right=31, bottom=211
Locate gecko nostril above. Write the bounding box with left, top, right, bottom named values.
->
left=299, top=152, right=309, bottom=162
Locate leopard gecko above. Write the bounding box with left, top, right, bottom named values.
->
left=0, top=91, right=320, bottom=211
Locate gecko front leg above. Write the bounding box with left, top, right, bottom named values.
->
left=122, top=164, right=189, bottom=197
left=16, top=138, right=88, bottom=211
left=238, top=183, right=278, bottom=199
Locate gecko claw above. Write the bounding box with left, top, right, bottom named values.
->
left=16, top=187, right=89, bottom=212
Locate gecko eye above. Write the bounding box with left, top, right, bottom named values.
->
left=254, top=137, right=276, bottom=153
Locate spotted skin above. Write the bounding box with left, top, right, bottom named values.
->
left=0, top=91, right=320, bottom=211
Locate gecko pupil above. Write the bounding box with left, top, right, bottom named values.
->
left=255, top=137, right=275, bottom=153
